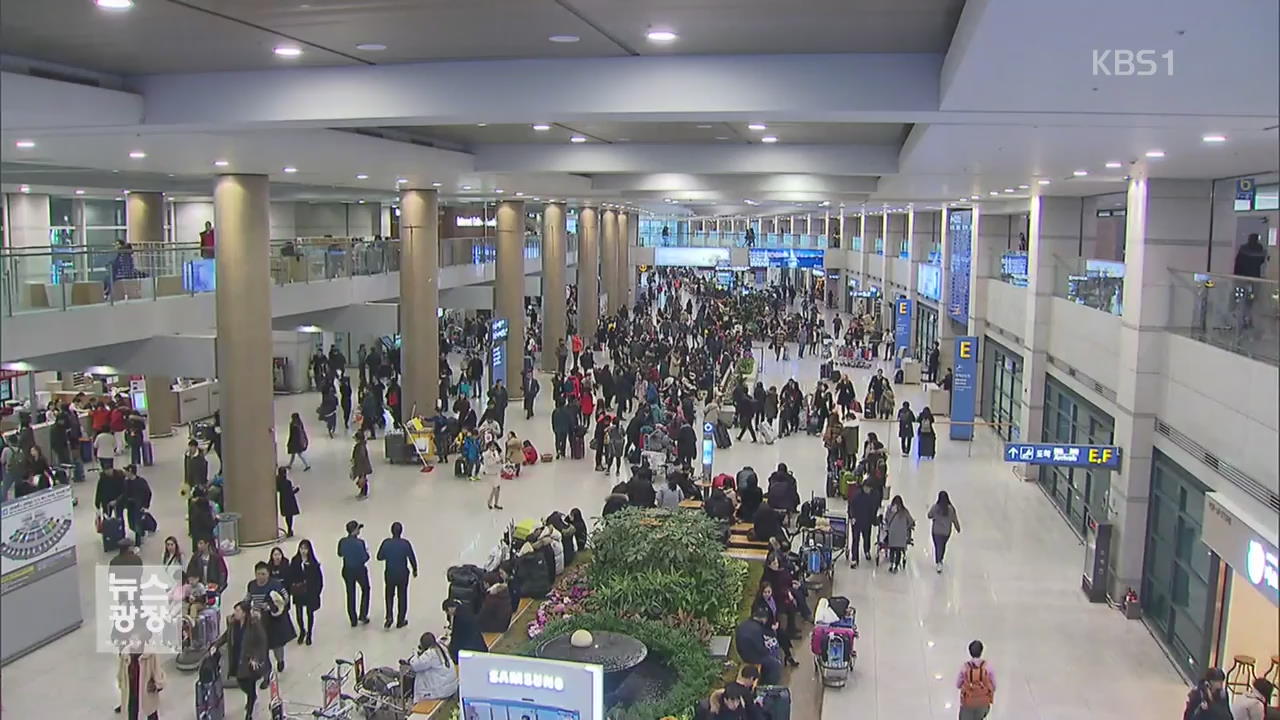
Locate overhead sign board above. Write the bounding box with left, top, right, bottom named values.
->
left=748, top=248, right=825, bottom=269
left=654, top=247, right=730, bottom=267
left=1002, top=442, right=1122, bottom=470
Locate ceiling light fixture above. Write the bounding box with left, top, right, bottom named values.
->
left=1105, top=161, right=1123, bottom=168
left=75, top=189, right=86, bottom=195
left=95, top=0, right=133, bottom=8
left=213, top=159, right=229, bottom=167
left=548, top=35, right=580, bottom=43
left=357, top=199, right=366, bottom=204
left=532, top=124, right=551, bottom=131
left=970, top=195, right=980, bottom=199
left=760, top=136, right=778, bottom=143
left=714, top=136, right=729, bottom=141
left=1202, top=134, right=1227, bottom=143
left=356, top=173, right=369, bottom=180
left=273, top=46, right=303, bottom=58
left=396, top=178, right=408, bottom=184
left=1018, top=184, right=1029, bottom=189
left=282, top=166, right=298, bottom=173
left=14, top=140, right=35, bottom=149
left=1037, top=179, right=1051, bottom=185
left=476, top=123, right=488, bottom=127
left=515, top=192, right=524, bottom=197
left=128, top=150, right=146, bottom=159
left=747, top=123, right=767, bottom=131
left=431, top=181, right=442, bottom=187
left=989, top=191, right=1000, bottom=195
left=1145, top=150, right=1165, bottom=158
left=462, top=185, right=472, bottom=190
left=646, top=29, right=678, bottom=43
left=696, top=124, right=712, bottom=129
left=1004, top=188, right=1015, bottom=193
left=495, top=189, right=504, bottom=194
left=355, top=43, right=387, bottom=51
left=569, top=136, right=587, bottom=143
left=18, top=185, right=30, bottom=193
left=1073, top=169, right=1089, bottom=176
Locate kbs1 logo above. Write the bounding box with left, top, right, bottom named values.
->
left=1092, top=49, right=1174, bottom=76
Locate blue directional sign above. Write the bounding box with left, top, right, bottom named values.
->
left=1003, top=443, right=1122, bottom=470
left=701, top=421, right=716, bottom=482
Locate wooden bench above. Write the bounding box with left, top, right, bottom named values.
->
left=730, top=522, right=754, bottom=533
left=411, top=700, right=443, bottom=717
left=724, top=547, right=770, bottom=561
left=728, top=533, right=769, bottom=549
left=678, top=499, right=704, bottom=509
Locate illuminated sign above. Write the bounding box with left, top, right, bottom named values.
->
left=654, top=247, right=729, bottom=267
left=950, top=335, right=978, bottom=440
left=917, top=264, right=941, bottom=301
left=1202, top=494, right=1280, bottom=608
left=748, top=248, right=825, bottom=269
left=491, top=318, right=509, bottom=342
left=455, top=216, right=497, bottom=228
left=1247, top=540, right=1279, bottom=594
left=1003, top=443, right=1122, bottom=470
left=488, top=669, right=565, bottom=691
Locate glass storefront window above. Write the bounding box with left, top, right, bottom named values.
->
left=1038, top=377, right=1113, bottom=536
left=983, top=339, right=1023, bottom=441
left=914, top=305, right=938, bottom=359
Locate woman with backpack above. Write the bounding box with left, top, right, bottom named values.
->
left=927, top=491, right=960, bottom=574
left=882, top=495, right=915, bottom=573
left=286, top=413, right=311, bottom=471
left=918, top=406, right=937, bottom=458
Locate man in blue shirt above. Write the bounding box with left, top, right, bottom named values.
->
left=377, top=522, right=418, bottom=628
left=337, top=520, right=371, bottom=627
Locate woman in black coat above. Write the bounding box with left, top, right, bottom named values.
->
left=276, top=467, right=301, bottom=537
left=444, top=600, right=488, bottom=661
left=286, top=413, right=311, bottom=471
left=737, top=481, right=764, bottom=522
left=288, top=539, right=323, bottom=645
left=187, top=489, right=217, bottom=552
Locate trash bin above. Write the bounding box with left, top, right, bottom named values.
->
left=215, top=512, right=241, bottom=556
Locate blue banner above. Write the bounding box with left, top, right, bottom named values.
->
left=950, top=335, right=978, bottom=440
left=702, top=421, right=716, bottom=483
left=1003, top=443, right=1122, bottom=470
left=948, top=210, right=972, bottom=324
left=748, top=248, right=825, bottom=269
left=894, top=297, right=912, bottom=368
left=490, top=317, right=508, bottom=387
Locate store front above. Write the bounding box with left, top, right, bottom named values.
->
left=1038, top=375, right=1114, bottom=538
left=914, top=303, right=938, bottom=360
left=1200, top=492, right=1279, bottom=684
left=1140, top=450, right=1218, bottom=678
left=982, top=337, right=1023, bottom=441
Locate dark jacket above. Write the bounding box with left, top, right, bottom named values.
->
left=185, top=550, right=228, bottom=593
left=216, top=617, right=268, bottom=681
left=337, top=535, right=370, bottom=570
left=277, top=475, right=301, bottom=518
left=847, top=488, right=877, bottom=527
left=287, top=421, right=308, bottom=454
left=733, top=617, right=772, bottom=665
left=287, top=554, right=324, bottom=610
left=184, top=453, right=208, bottom=488
left=737, top=485, right=764, bottom=522
left=751, top=505, right=786, bottom=544
left=376, top=537, right=418, bottom=578
left=626, top=478, right=657, bottom=508
left=766, top=473, right=800, bottom=513
left=351, top=440, right=373, bottom=478
left=476, top=583, right=513, bottom=633
left=95, top=470, right=124, bottom=510
left=704, top=489, right=735, bottom=521
left=447, top=606, right=488, bottom=661
left=602, top=493, right=629, bottom=516
left=122, top=474, right=152, bottom=510
left=188, top=497, right=217, bottom=545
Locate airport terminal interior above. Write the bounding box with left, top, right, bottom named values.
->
left=0, top=1, right=1277, bottom=719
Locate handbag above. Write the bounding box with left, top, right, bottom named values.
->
left=140, top=511, right=158, bottom=533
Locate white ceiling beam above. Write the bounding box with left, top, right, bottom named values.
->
left=0, top=72, right=143, bottom=131
left=474, top=144, right=898, bottom=176
left=129, top=54, right=941, bottom=130
left=589, top=174, right=880, bottom=194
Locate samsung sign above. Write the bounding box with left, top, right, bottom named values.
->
left=488, top=669, right=565, bottom=691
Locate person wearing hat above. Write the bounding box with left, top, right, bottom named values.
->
left=338, top=520, right=371, bottom=627
left=245, top=560, right=296, bottom=686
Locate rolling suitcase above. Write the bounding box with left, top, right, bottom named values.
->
left=714, top=423, right=732, bottom=449
left=141, top=441, right=154, bottom=467
left=918, top=432, right=936, bottom=458
left=101, top=515, right=125, bottom=552
left=570, top=433, right=585, bottom=460
left=454, top=458, right=468, bottom=477
left=384, top=432, right=413, bottom=464
left=758, top=685, right=791, bottom=720
left=80, top=439, right=94, bottom=463
left=760, top=423, right=776, bottom=445
left=196, top=649, right=226, bottom=720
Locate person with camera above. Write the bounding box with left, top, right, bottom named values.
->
left=1183, top=667, right=1231, bottom=720
left=244, top=560, right=296, bottom=687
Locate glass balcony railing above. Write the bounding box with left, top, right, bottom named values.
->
left=1167, top=269, right=1279, bottom=365
left=1056, top=256, right=1125, bottom=316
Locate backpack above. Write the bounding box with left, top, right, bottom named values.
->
left=959, top=661, right=994, bottom=707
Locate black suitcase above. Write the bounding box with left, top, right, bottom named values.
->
left=919, top=432, right=936, bottom=458
left=101, top=515, right=125, bottom=552
left=758, top=684, right=791, bottom=720
left=714, top=424, right=732, bottom=449
left=570, top=434, right=585, bottom=460
left=384, top=432, right=413, bottom=464
left=454, top=458, right=468, bottom=477
left=514, top=552, right=552, bottom=598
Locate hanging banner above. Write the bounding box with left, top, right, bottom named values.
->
left=950, top=335, right=978, bottom=440
left=894, top=297, right=912, bottom=368
left=490, top=318, right=508, bottom=388
left=948, top=210, right=972, bottom=324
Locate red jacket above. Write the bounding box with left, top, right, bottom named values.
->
left=580, top=394, right=594, bottom=416
left=571, top=336, right=584, bottom=354
left=91, top=407, right=111, bottom=433
left=109, top=408, right=128, bottom=433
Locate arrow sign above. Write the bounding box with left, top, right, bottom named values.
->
left=1003, top=442, right=1122, bottom=470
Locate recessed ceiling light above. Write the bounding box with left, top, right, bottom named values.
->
left=18, top=185, right=30, bottom=193
left=1073, top=169, right=1089, bottom=176
left=989, top=191, right=1000, bottom=195
left=532, top=124, right=551, bottom=131
left=462, top=185, right=472, bottom=190
left=495, top=189, right=504, bottom=194
left=570, top=136, right=587, bottom=143
left=128, top=150, right=146, bottom=159
left=396, top=178, right=408, bottom=184
left=696, top=124, right=712, bottom=129
left=1145, top=150, right=1165, bottom=158
left=213, top=159, right=230, bottom=167
left=515, top=192, right=524, bottom=197
left=431, top=181, right=442, bottom=187
left=760, top=136, right=779, bottom=143
left=14, top=140, right=35, bottom=149
left=115, top=196, right=123, bottom=201
left=1202, top=134, right=1227, bottom=143
left=548, top=35, right=580, bottom=43
left=95, top=0, right=133, bottom=8
left=75, top=189, right=85, bottom=195
left=1037, top=179, right=1051, bottom=185
left=532, top=197, right=541, bottom=201
left=646, top=29, right=678, bottom=43
left=355, top=43, right=387, bottom=51
left=476, top=123, right=488, bottom=127
left=747, top=123, right=767, bottom=131
left=355, top=173, right=369, bottom=180
left=273, top=46, right=303, bottom=58
left=970, top=195, right=980, bottom=199
left=1003, top=188, right=1015, bottom=193
left=357, top=199, right=366, bottom=204
left=1018, top=184, right=1029, bottom=189
left=282, top=166, right=298, bottom=173
left=714, top=136, right=730, bottom=141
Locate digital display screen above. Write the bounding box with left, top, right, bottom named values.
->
left=461, top=700, right=579, bottom=720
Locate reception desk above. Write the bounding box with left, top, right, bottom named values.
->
left=175, top=381, right=220, bottom=425
left=925, top=385, right=951, bottom=416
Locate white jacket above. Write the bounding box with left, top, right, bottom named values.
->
left=1231, top=687, right=1268, bottom=720
left=409, top=645, right=458, bottom=702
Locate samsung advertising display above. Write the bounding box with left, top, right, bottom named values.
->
left=654, top=247, right=730, bottom=267
left=916, top=264, right=941, bottom=301
left=459, top=651, right=604, bottom=720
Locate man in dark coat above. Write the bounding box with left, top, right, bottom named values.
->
left=490, top=380, right=509, bottom=432
left=847, top=482, right=878, bottom=566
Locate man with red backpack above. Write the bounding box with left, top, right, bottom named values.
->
left=955, top=639, right=995, bottom=719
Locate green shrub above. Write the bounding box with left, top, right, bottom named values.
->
left=527, top=613, right=720, bottom=720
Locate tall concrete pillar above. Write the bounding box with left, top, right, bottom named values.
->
left=5, top=193, right=52, bottom=284
left=127, top=192, right=165, bottom=246
left=144, top=376, right=176, bottom=438
left=578, top=205, right=600, bottom=339
left=213, top=174, right=276, bottom=544
left=622, top=212, right=637, bottom=307
left=399, top=189, right=440, bottom=417
left=601, top=207, right=620, bottom=315
left=541, top=202, right=568, bottom=372
left=495, top=200, right=526, bottom=399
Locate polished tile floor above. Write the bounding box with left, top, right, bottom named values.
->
left=1, top=337, right=1187, bottom=719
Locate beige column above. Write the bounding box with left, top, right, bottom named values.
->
left=601, top=207, right=620, bottom=315
left=541, top=202, right=568, bottom=372
left=144, top=376, right=176, bottom=438
left=127, top=192, right=165, bottom=246
left=495, top=200, right=526, bottom=399
left=621, top=212, right=637, bottom=307
left=578, top=205, right=600, bottom=338
left=213, top=174, right=276, bottom=544
left=399, top=189, right=440, bottom=417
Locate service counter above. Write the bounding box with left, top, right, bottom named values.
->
left=175, top=381, right=220, bottom=424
